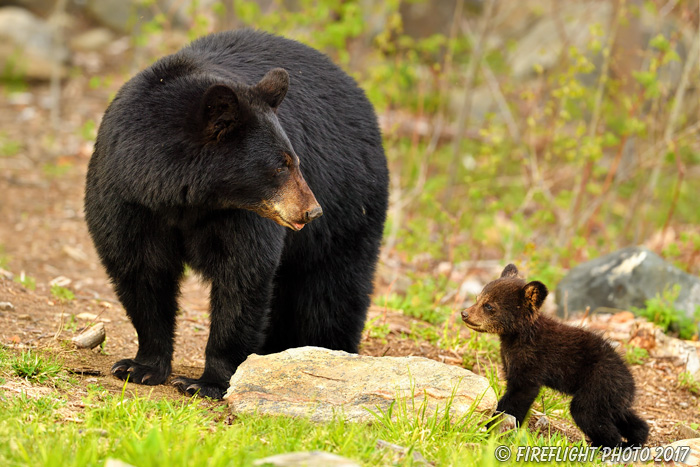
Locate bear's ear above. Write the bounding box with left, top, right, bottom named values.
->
left=200, top=84, right=244, bottom=141
left=523, top=281, right=548, bottom=311
left=254, top=68, right=289, bottom=110
left=501, top=264, right=519, bottom=278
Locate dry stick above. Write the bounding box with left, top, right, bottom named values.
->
left=636, top=10, right=700, bottom=246
left=459, top=20, right=557, bottom=262
left=380, top=80, right=429, bottom=262
left=381, top=0, right=464, bottom=261
left=660, top=151, right=686, bottom=249
left=558, top=2, right=622, bottom=250
left=444, top=0, right=496, bottom=203
left=646, top=18, right=700, bottom=232
left=459, top=21, right=521, bottom=143
left=49, top=0, right=68, bottom=131
left=582, top=42, right=664, bottom=239
left=582, top=134, right=629, bottom=238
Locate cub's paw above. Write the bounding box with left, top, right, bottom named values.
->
left=172, top=376, right=227, bottom=399
left=111, top=359, right=170, bottom=386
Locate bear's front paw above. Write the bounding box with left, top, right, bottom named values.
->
left=111, top=358, right=170, bottom=385
left=172, top=376, right=227, bottom=399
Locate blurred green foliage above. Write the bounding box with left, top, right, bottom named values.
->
left=116, top=0, right=700, bottom=331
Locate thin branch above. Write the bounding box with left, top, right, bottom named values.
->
left=444, top=0, right=497, bottom=201
left=648, top=14, right=700, bottom=195
left=558, top=1, right=622, bottom=248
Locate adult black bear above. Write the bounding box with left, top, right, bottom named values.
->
left=85, top=29, right=389, bottom=399
left=461, top=264, right=649, bottom=448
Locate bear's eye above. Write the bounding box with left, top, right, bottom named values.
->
left=483, top=303, right=494, bottom=312
left=275, top=166, right=288, bottom=175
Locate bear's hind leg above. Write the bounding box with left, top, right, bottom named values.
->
left=264, top=261, right=371, bottom=355
left=570, top=396, right=622, bottom=448
left=616, top=410, right=649, bottom=447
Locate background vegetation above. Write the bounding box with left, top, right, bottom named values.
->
left=1, top=0, right=699, bottom=465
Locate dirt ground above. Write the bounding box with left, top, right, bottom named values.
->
left=0, top=77, right=698, bottom=448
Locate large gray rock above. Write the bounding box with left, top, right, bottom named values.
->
left=0, top=6, right=69, bottom=80
left=224, top=346, right=496, bottom=423
left=556, top=246, right=700, bottom=321
left=83, top=0, right=137, bottom=33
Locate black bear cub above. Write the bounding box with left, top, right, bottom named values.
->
left=461, top=264, right=649, bottom=448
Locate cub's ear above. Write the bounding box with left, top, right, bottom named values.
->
left=523, top=281, right=548, bottom=311
left=254, top=68, right=289, bottom=109
left=200, top=84, right=246, bottom=141
left=501, top=264, right=519, bottom=278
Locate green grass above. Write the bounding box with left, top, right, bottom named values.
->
left=632, top=286, right=700, bottom=340
left=624, top=345, right=649, bottom=366
left=0, top=245, right=9, bottom=270
left=0, top=348, right=65, bottom=385
left=677, top=371, right=700, bottom=396
left=14, top=272, right=36, bottom=291
left=50, top=285, right=76, bottom=303
left=0, top=132, right=20, bottom=158
left=0, top=347, right=613, bottom=467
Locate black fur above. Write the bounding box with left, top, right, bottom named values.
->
left=84, top=29, right=389, bottom=399
left=462, top=264, right=649, bottom=447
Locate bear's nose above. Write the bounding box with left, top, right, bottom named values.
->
left=461, top=309, right=469, bottom=320
left=305, top=206, right=323, bottom=222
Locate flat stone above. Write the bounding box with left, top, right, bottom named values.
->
left=0, top=302, right=14, bottom=311
left=663, top=438, right=700, bottom=466
left=225, top=346, right=496, bottom=423
left=253, top=451, right=359, bottom=467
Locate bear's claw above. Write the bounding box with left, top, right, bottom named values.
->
left=111, top=358, right=169, bottom=386
left=172, top=376, right=226, bottom=399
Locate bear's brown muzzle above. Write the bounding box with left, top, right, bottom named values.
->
left=256, top=165, right=322, bottom=231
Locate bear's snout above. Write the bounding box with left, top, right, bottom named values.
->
left=305, top=206, right=323, bottom=222
left=461, top=309, right=469, bottom=321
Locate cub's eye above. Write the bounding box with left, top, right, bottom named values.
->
left=275, top=167, right=288, bottom=175
left=483, top=303, right=494, bottom=312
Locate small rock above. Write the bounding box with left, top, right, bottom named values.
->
left=534, top=415, right=550, bottom=430
left=630, top=322, right=700, bottom=376
left=252, top=451, right=359, bottom=467
left=49, top=276, right=71, bottom=287
left=459, top=278, right=484, bottom=299
left=104, top=460, right=136, bottom=467
left=0, top=268, right=13, bottom=280
left=70, top=27, right=115, bottom=52
left=662, top=438, right=700, bottom=466
left=679, top=425, right=700, bottom=439
left=492, top=413, right=517, bottom=433
left=75, top=312, right=98, bottom=320
left=610, top=311, right=635, bottom=323
left=225, top=346, right=497, bottom=423
left=435, top=261, right=452, bottom=276
left=376, top=439, right=429, bottom=465
left=0, top=302, right=15, bottom=311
